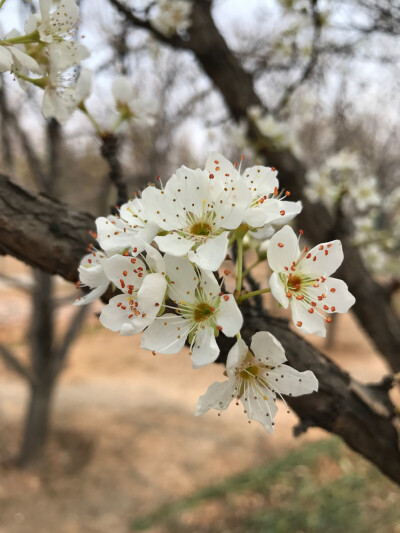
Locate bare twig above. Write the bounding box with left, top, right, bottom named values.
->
left=0, top=343, right=33, bottom=384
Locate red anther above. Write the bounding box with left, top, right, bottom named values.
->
left=117, top=302, right=122, bottom=307
left=326, top=317, right=332, bottom=323
left=209, top=173, right=214, bottom=179
left=138, top=273, right=143, bottom=278
left=157, top=175, right=161, bottom=181
left=223, top=295, right=229, bottom=301
left=273, top=187, right=279, bottom=196
left=241, top=155, right=245, bottom=160
left=128, top=289, right=133, bottom=295
left=216, top=166, right=220, bottom=171
left=286, top=292, right=292, bottom=298
left=142, top=313, right=147, bottom=318
left=280, top=210, right=285, bottom=216
left=121, top=306, right=126, bottom=310
left=128, top=314, right=133, bottom=319
left=296, top=321, right=302, bottom=327
left=75, top=281, right=80, bottom=289
left=120, top=280, right=125, bottom=288
left=88, top=258, right=92, bottom=263
left=214, top=160, right=219, bottom=164
left=114, top=231, right=119, bottom=235
left=278, top=242, right=284, bottom=248
left=331, top=306, right=336, bottom=312
left=323, top=305, right=329, bottom=310
left=219, top=292, right=223, bottom=296
left=259, top=198, right=265, bottom=204
left=291, top=265, right=296, bottom=272
left=299, top=229, right=304, bottom=235
left=152, top=351, right=157, bottom=356
left=123, top=270, right=127, bottom=277
left=155, top=302, right=160, bottom=307
left=285, top=191, right=291, bottom=196
left=131, top=258, right=136, bottom=264
left=210, top=307, right=215, bottom=312
left=306, top=253, right=311, bottom=259
left=217, top=325, right=223, bottom=331
left=313, top=283, right=319, bottom=288
left=123, top=251, right=129, bottom=256
left=224, top=269, right=231, bottom=276
left=318, top=245, right=323, bottom=250
left=313, top=256, right=317, bottom=261
left=284, top=266, right=289, bottom=271
left=327, top=243, right=332, bottom=248
left=138, top=266, right=143, bottom=271
left=321, top=276, right=326, bottom=282
left=296, top=295, right=304, bottom=300
left=325, top=250, right=328, bottom=256
left=317, top=296, right=323, bottom=301
left=134, top=309, right=140, bottom=316
left=330, top=288, right=336, bottom=293
left=311, top=302, right=317, bottom=307
left=271, top=167, right=276, bottom=171
left=133, top=247, right=137, bottom=253
left=308, top=308, right=314, bottom=314
left=234, top=162, right=238, bottom=167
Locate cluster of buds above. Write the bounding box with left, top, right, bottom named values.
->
left=75, top=152, right=355, bottom=432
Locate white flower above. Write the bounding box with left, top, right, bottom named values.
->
left=112, top=76, right=157, bottom=127
left=151, top=0, right=192, bottom=37
left=196, top=332, right=318, bottom=432
left=360, top=243, right=387, bottom=272
left=204, top=151, right=302, bottom=234
left=267, top=225, right=355, bottom=337
left=74, top=249, right=110, bottom=305
left=0, top=30, right=41, bottom=74
left=349, top=176, right=381, bottom=211
left=305, top=168, right=338, bottom=209
left=141, top=164, right=252, bottom=271
left=36, top=0, right=80, bottom=44
left=248, top=106, right=292, bottom=149
left=99, top=245, right=167, bottom=336
left=140, top=255, right=243, bottom=367
left=95, top=198, right=159, bottom=256
left=42, top=65, right=92, bottom=123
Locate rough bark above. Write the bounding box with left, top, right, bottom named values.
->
left=1, top=174, right=400, bottom=484
left=109, top=0, right=400, bottom=372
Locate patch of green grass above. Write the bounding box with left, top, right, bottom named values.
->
left=131, top=438, right=400, bottom=533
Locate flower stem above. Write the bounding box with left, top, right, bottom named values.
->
left=79, top=102, right=104, bottom=137
left=0, top=0, right=7, bottom=10
left=0, top=30, right=40, bottom=46
left=13, top=71, right=47, bottom=88
left=237, top=288, right=271, bottom=304
left=236, top=236, right=244, bottom=296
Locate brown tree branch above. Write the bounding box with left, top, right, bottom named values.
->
left=0, top=343, right=34, bottom=384
left=1, top=174, right=400, bottom=484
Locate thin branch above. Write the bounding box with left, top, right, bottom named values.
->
left=0, top=343, right=33, bottom=384
left=100, top=133, right=128, bottom=212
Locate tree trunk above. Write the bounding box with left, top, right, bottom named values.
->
left=17, top=379, right=54, bottom=466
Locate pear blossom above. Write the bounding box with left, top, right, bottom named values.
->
left=36, top=0, right=80, bottom=44
left=267, top=225, right=355, bottom=337
left=151, top=0, right=193, bottom=37
left=305, top=168, right=338, bottom=209
left=141, top=164, right=252, bottom=271
left=95, top=199, right=159, bottom=256
left=141, top=255, right=243, bottom=367
left=99, top=245, right=167, bottom=336
left=248, top=106, right=293, bottom=150
left=349, top=176, right=381, bottom=211
left=74, top=249, right=110, bottom=306
left=196, top=332, right=318, bottom=431
left=112, top=77, right=157, bottom=127
left=0, top=30, right=41, bottom=74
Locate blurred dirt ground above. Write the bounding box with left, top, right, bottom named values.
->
left=0, top=257, right=390, bottom=533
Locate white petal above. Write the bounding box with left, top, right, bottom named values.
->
left=205, top=151, right=238, bottom=180
left=95, top=216, right=141, bottom=255
left=103, top=255, right=146, bottom=293
left=242, top=165, right=279, bottom=196
left=112, top=76, right=134, bottom=105
left=75, top=68, right=92, bottom=102
left=321, top=277, right=355, bottom=313
left=9, top=46, right=41, bottom=73
left=276, top=201, right=302, bottom=225
left=241, top=390, right=277, bottom=432
left=137, top=273, right=167, bottom=315
left=155, top=232, right=194, bottom=257
left=140, top=314, right=189, bottom=354
left=145, top=243, right=166, bottom=274
left=199, top=269, right=221, bottom=299
left=267, top=365, right=318, bottom=397
left=216, top=296, right=243, bottom=337
left=165, top=254, right=198, bottom=304
left=249, top=198, right=302, bottom=227
left=188, top=232, right=228, bottom=271
left=299, top=240, right=343, bottom=277
left=250, top=331, right=287, bottom=365
left=267, top=225, right=299, bottom=272
left=195, top=381, right=234, bottom=416
left=99, top=294, right=141, bottom=334
left=212, top=178, right=252, bottom=230
left=291, top=300, right=326, bottom=337
left=141, top=186, right=180, bottom=230
left=191, top=326, right=220, bottom=368
left=166, top=167, right=212, bottom=216
left=269, top=271, right=289, bottom=309
left=0, top=47, right=13, bottom=72
left=74, top=283, right=108, bottom=306
left=226, top=338, right=249, bottom=378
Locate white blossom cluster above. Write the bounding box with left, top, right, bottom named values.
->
left=305, top=149, right=399, bottom=274
left=75, top=152, right=356, bottom=432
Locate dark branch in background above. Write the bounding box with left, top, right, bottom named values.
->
left=273, top=0, right=322, bottom=113
left=1, top=175, right=400, bottom=483
left=0, top=74, right=14, bottom=172
left=0, top=343, right=34, bottom=384
left=108, top=0, right=400, bottom=373
left=100, top=132, right=128, bottom=213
